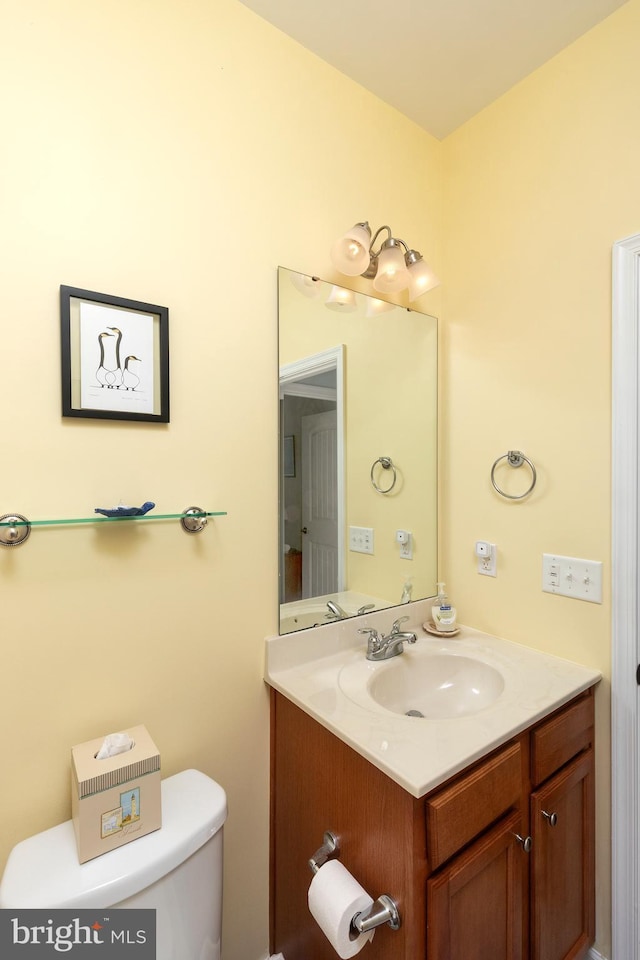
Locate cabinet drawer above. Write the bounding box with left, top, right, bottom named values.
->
left=530, top=693, right=594, bottom=787
left=425, top=740, right=522, bottom=870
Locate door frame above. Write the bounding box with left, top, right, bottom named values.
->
left=611, top=231, right=640, bottom=960
left=279, top=344, right=346, bottom=596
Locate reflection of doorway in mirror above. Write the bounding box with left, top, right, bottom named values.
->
left=279, top=345, right=345, bottom=605
left=301, top=409, right=338, bottom=598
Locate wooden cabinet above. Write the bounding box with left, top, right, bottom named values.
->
left=529, top=693, right=595, bottom=960
left=530, top=750, right=595, bottom=960
left=270, top=686, right=596, bottom=960
left=424, top=739, right=529, bottom=960
left=427, top=811, right=525, bottom=960
left=284, top=549, right=302, bottom=602
left=270, top=692, right=427, bottom=960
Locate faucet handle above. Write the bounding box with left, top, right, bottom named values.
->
left=357, top=603, right=376, bottom=615
left=358, top=627, right=380, bottom=652
left=390, top=616, right=410, bottom=634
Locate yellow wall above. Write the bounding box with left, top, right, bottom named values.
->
left=0, top=2, right=441, bottom=957
left=3, top=0, right=629, bottom=954
left=441, top=2, right=640, bottom=954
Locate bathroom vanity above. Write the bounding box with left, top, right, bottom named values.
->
left=266, top=610, right=600, bottom=960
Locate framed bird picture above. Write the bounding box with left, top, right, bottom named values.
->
left=60, top=285, right=169, bottom=423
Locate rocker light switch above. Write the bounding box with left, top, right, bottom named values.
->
left=542, top=554, right=603, bottom=603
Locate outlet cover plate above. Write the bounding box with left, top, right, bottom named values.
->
left=477, top=542, right=497, bottom=577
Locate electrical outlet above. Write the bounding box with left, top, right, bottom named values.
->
left=476, top=541, right=497, bottom=577
left=396, top=529, right=413, bottom=560
left=349, top=526, right=374, bottom=555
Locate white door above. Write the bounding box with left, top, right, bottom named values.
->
left=612, top=231, right=640, bottom=959
left=301, top=410, right=338, bottom=598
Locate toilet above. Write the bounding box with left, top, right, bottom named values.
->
left=0, top=768, right=227, bottom=960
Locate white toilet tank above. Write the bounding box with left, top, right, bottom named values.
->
left=0, top=769, right=227, bottom=960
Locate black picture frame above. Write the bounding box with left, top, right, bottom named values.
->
left=60, top=285, right=169, bottom=423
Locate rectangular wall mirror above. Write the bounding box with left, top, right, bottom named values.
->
left=278, top=267, right=438, bottom=634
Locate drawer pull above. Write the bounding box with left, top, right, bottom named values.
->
left=542, top=810, right=558, bottom=827
left=515, top=833, right=532, bottom=853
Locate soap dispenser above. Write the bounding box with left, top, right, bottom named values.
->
left=432, top=582, right=457, bottom=633
left=401, top=577, right=413, bottom=603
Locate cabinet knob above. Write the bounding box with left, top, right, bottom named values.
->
left=542, top=810, right=558, bottom=827
left=514, top=833, right=532, bottom=853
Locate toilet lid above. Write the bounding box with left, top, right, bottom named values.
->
left=0, top=769, right=227, bottom=909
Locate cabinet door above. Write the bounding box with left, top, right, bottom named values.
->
left=427, top=810, right=525, bottom=960
left=530, top=749, right=594, bottom=960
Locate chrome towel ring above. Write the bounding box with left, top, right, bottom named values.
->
left=491, top=450, right=537, bottom=500
left=371, top=456, right=397, bottom=494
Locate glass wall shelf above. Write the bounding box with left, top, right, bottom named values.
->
left=0, top=508, right=226, bottom=546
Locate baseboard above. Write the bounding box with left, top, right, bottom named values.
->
left=262, top=948, right=606, bottom=959
left=261, top=948, right=607, bottom=960
left=262, top=946, right=606, bottom=959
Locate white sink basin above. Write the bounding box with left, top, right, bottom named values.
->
left=339, top=647, right=505, bottom=719
left=266, top=619, right=602, bottom=796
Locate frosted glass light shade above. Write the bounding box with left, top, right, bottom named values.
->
left=407, top=256, right=440, bottom=301
left=325, top=285, right=357, bottom=312
left=290, top=271, right=323, bottom=299
left=365, top=297, right=395, bottom=317
left=373, top=241, right=409, bottom=294
left=331, top=223, right=372, bottom=276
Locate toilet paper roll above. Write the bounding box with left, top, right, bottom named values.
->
left=308, top=860, right=375, bottom=959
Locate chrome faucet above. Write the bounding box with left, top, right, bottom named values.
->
left=359, top=616, right=417, bottom=661
left=326, top=600, right=349, bottom=620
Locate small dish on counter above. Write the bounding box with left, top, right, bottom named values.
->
left=423, top=620, right=461, bottom=637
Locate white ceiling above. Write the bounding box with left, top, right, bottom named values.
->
left=238, top=0, right=628, bottom=139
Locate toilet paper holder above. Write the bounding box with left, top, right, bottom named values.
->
left=309, top=831, right=340, bottom=874
left=352, top=894, right=401, bottom=935
left=308, top=831, right=401, bottom=935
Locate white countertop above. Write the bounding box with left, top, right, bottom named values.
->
left=264, top=600, right=601, bottom=798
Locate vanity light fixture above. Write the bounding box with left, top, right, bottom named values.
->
left=331, top=221, right=440, bottom=301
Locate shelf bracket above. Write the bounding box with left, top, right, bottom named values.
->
left=180, top=506, right=208, bottom=534
left=0, top=514, right=31, bottom=547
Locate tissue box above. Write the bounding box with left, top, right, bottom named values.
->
left=71, top=724, right=161, bottom=863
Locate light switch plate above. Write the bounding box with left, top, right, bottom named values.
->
left=349, top=526, right=374, bottom=555
left=542, top=553, right=603, bottom=603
